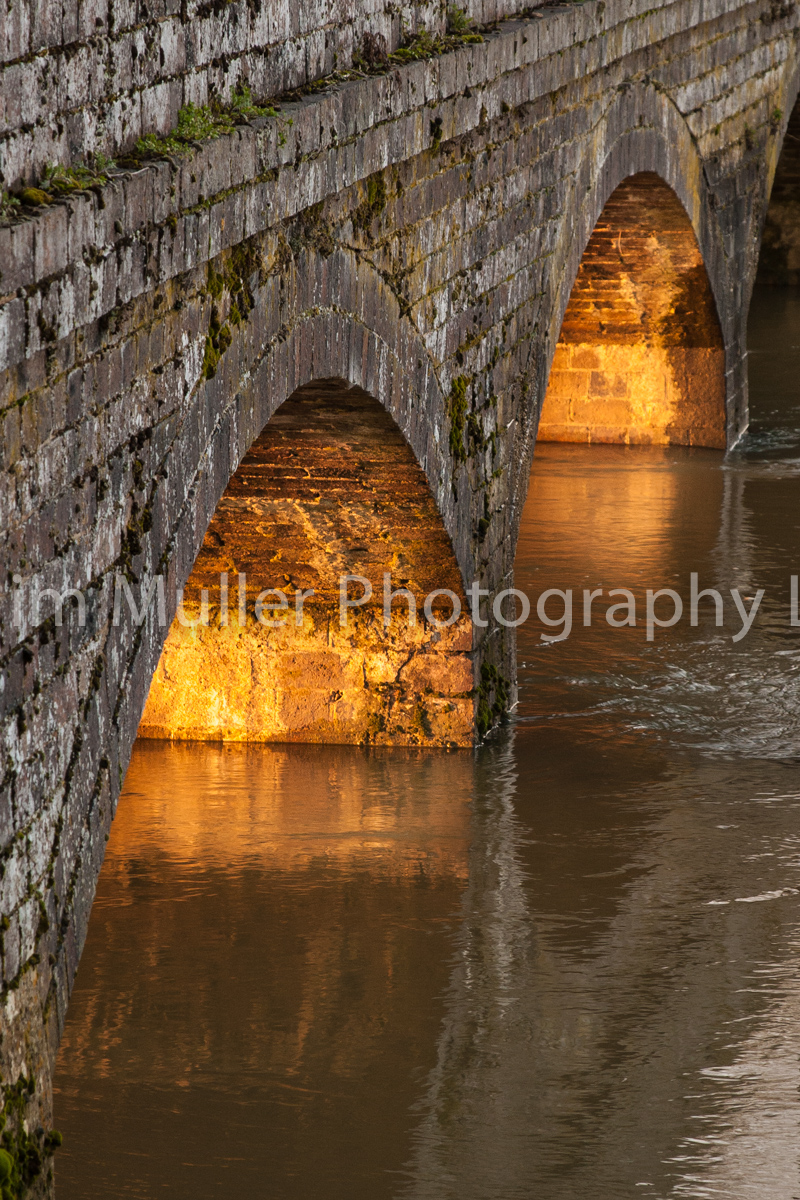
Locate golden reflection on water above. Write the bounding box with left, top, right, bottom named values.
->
left=114, top=742, right=471, bottom=878
left=54, top=742, right=470, bottom=1200
left=520, top=442, right=724, bottom=588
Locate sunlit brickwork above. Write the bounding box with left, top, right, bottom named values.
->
left=140, top=380, right=473, bottom=746
left=539, top=174, right=726, bottom=449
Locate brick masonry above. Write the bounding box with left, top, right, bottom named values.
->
left=138, top=378, right=474, bottom=747
left=1, top=0, right=800, bottom=1192
left=538, top=173, right=727, bottom=446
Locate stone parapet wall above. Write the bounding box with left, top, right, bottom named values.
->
left=1, top=0, right=795, bottom=358
left=0, top=0, right=543, bottom=193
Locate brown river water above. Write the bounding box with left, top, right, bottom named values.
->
left=53, top=285, right=800, bottom=1199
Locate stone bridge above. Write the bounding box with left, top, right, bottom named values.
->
left=1, top=0, right=800, bottom=1190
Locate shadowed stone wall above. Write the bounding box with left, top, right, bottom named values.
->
left=757, top=93, right=800, bottom=284
left=1, top=0, right=800, bottom=1191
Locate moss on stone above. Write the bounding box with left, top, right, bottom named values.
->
left=0, top=1075, right=62, bottom=1199
left=202, top=240, right=264, bottom=378
left=411, top=703, right=433, bottom=738
left=389, top=22, right=483, bottom=66
left=447, top=375, right=470, bottom=465
left=353, top=171, right=388, bottom=235
left=476, top=661, right=509, bottom=739
left=289, top=202, right=336, bottom=256
left=131, top=88, right=278, bottom=164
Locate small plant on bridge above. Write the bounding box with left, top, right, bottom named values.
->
left=0, top=189, right=20, bottom=224
left=446, top=5, right=480, bottom=37
left=131, top=86, right=279, bottom=164
left=39, top=158, right=116, bottom=196
left=1, top=155, right=117, bottom=219
left=389, top=13, right=484, bottom=65
left=288, top=11, right=483, bottom=97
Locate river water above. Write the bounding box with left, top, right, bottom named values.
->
left=53, top=286, right=800, bottom=1199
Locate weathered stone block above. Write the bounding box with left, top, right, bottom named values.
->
left=0, top=297, right=25, bottom=374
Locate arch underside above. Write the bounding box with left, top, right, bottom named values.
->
left=758, top=94, right=800, bottom=285
left=140, top=379, right=474, bottom=748
left=539, top=174, right=726, bottom=449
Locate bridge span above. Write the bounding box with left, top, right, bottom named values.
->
left=1, top=0, right=800, bottom=1190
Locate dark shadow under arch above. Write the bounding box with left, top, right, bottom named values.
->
left=756, top=93, right=800, bottom=285
left=140, top=378, right=474, bottom=747
left=538, top=173, right=726, bottom=449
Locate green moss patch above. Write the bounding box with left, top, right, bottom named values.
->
left=131, top=87, right=279, bottom=164
left=0, top=1076, right=62, bottom=1200
left=447, top=375, right=470, bottom=465
left=476, top=661, right=509, bottom=739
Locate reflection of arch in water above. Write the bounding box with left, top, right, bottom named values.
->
left=140, top=378, right=473, bottom=747
left=538, top=173, right=726, bottom=450
left=54, top=741, right=473, bottom=1193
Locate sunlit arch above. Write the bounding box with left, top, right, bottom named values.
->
left=140, top=378, right=474, bottom=747
left=538, top=173, right=726, bottom=449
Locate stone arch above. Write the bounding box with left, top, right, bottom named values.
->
left=138, top=376, right=474, bottom=747
left=545, top=87, right=732, bottom=369
left=111, top=249, right=475, bottom=760
left=20, top=249, right=477, bottom=1167
left=538, top=171, right=726, bottom=449
left=505, top=82, right=736, bottom=545
left=753, top=59, right=800, bottom=286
